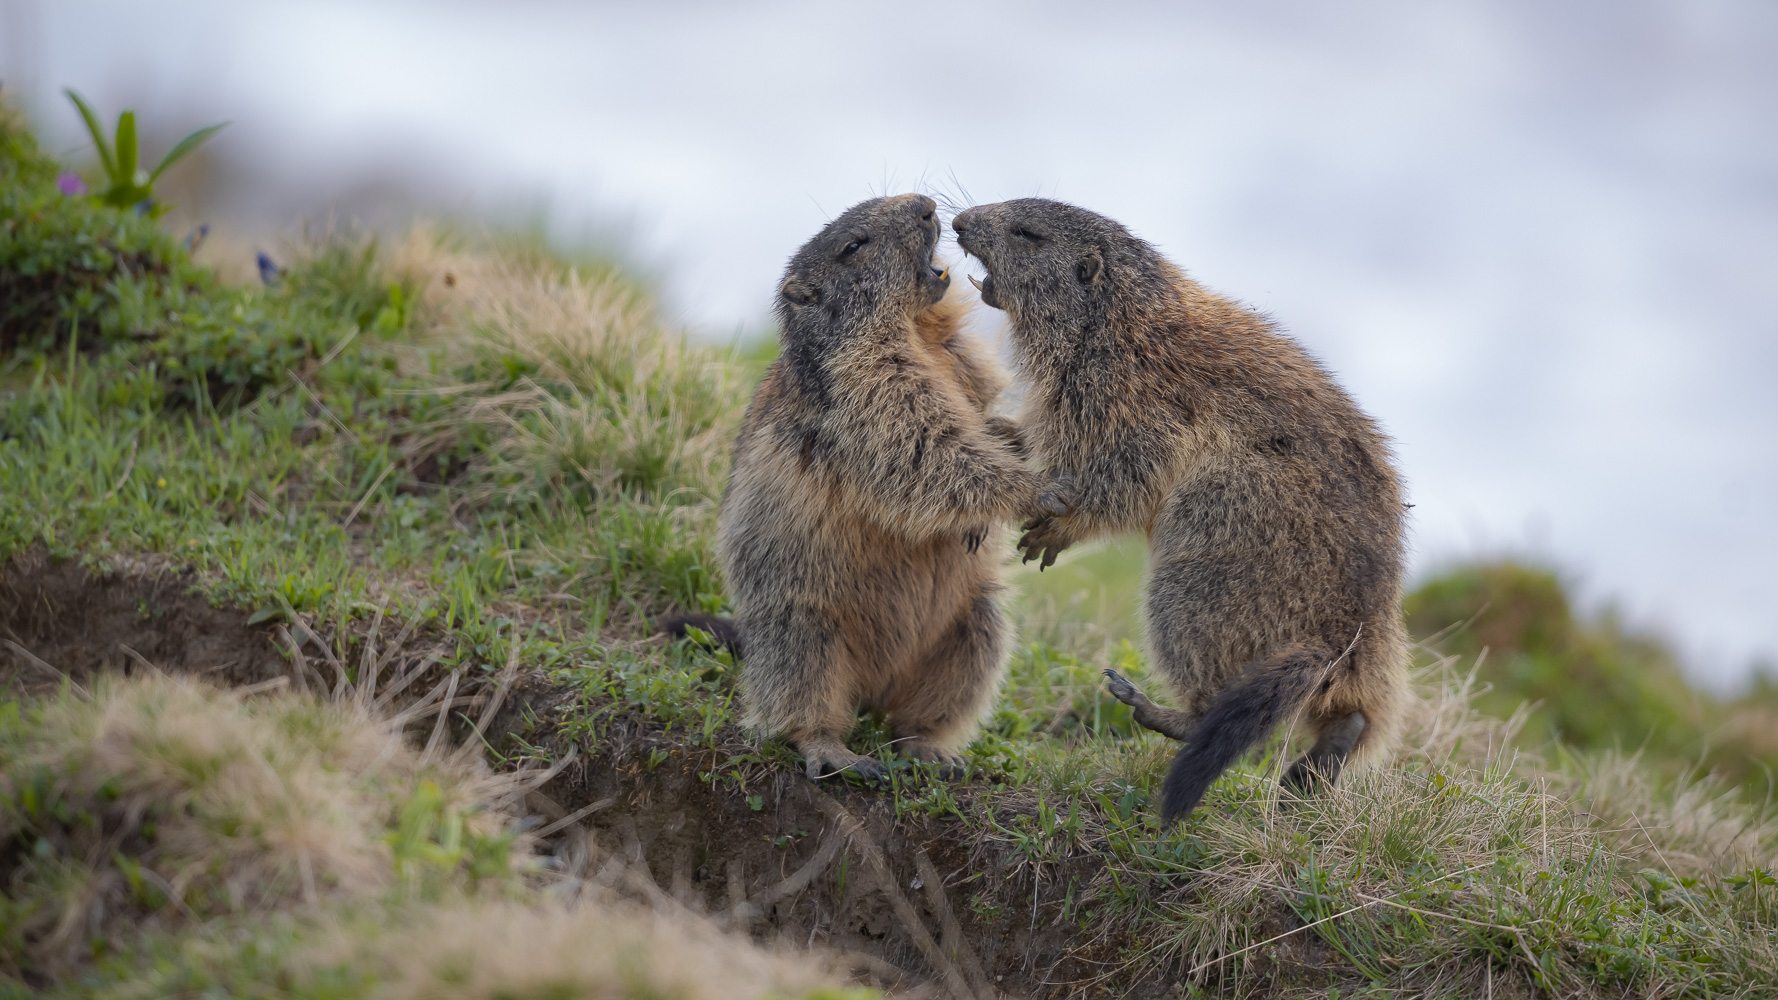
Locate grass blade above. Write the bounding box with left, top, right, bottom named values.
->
left=114, top=109, right=138, bottom=184
left=149, top=122, right=228, bottom=183
left=63, top=88, right=116, bottom=181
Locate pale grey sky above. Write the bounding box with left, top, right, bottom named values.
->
left=4, top=0, right=1774, bottom=686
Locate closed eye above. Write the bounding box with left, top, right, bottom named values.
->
left=1013, top=227, right=1045, bottom=243
left=840, top=237, right=868, bottom=258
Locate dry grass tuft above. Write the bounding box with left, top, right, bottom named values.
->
left=305, top=893, right=868, bottom=1000
left=390, top=228, right=746, bottom=505
left=0, top=673, right=518, bottom=974
left=1563, top=750, right=1778, bottom=875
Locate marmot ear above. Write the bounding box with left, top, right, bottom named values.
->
left=780, top=279, right=821, bottom=307
left=1075, top=251, right=1103, bottom=284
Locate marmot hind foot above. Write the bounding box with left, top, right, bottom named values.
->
left=1103, top=668, right=1195, bottom=742
left=1281, top=711, right=1368, bottom=794
left=894, top=736, right=966, bottom=780
left=797, top=736, right=888, bottom=783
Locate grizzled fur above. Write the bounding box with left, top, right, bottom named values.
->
left=954, top=198, right=1409, bottom=822
left=714, top=194, right=1051, bottom=781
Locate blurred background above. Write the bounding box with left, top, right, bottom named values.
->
left=3, top=0, right=1774, bottom=690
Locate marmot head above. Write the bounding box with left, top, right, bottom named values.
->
left=776, top=194, right=950, bottom=340
left=954, top=199, right=1166, bottom=351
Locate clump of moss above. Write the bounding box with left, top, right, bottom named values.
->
left=0, top=99, right=204, bottom=357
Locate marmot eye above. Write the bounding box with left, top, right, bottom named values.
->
left=840, top=238, right=867, bottom=258
left=1013, top=227, right=1045, bottom=243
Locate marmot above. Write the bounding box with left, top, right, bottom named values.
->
left=953, top=198, right=1409, bottom=822
left=692, top=194, right=1058, bottom=781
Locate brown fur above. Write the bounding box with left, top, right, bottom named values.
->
left=717, top=195, right=1048, bottom=781
left=954, top=199, right=1409, bottom=820
left=915, top=296, right=1027, bottom=458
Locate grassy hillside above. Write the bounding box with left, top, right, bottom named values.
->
left=3, top=97, right=1775, bottom=998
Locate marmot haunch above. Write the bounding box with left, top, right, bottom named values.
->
left=681, top=194, right=1058, bottom=781
left=954, top=198, right=1409, bottom=823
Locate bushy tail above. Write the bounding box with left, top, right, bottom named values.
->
left=659, top=614, right=745, bottom=659
left=1160, top=644, right=1333, bottom=823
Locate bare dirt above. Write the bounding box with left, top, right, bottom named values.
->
left=0, top=549, right=1332, bottom=998
left=0, top=548, right=288, bottom=696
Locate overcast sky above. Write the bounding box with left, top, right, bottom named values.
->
left=5, top=0, right=1774, bottom=686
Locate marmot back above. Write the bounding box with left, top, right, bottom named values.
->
left=955, top=197, right=1409, bottom=823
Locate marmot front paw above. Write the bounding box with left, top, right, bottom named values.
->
left=1017, top=513, right=1076, bottom=569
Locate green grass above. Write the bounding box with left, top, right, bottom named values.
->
left=0, top=226, right=730, bottom=654
left=3, top=96, right=1775, bottom=997
left=1404, top=561, right=1778, bottom=794
left=1013, top=534, right=1150, bottom=650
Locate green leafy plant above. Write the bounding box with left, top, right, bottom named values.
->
left=64, top=87, right=226, bottom=216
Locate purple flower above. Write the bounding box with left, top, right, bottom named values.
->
left=56, top=172, right=87, bottom=196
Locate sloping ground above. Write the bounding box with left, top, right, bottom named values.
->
left=4, top=95, right=1775, bottom=998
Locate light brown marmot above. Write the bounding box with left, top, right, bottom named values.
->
left=694, top=194, right=1059, bottom=781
